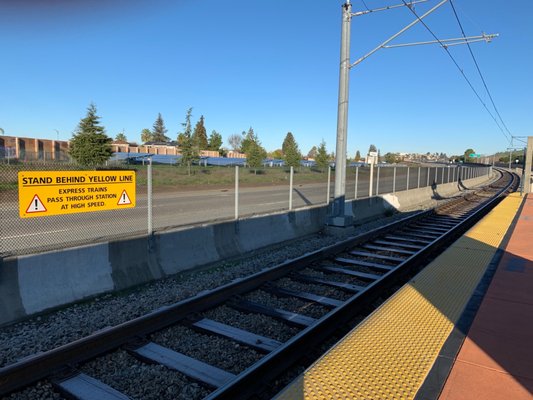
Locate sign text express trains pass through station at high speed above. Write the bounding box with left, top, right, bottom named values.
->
left=18, top=170, right=136, bottom=218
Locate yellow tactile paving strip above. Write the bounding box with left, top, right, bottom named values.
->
left=276, top=193, right=524, bottom=400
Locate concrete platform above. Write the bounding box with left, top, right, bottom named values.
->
left=275, top=192, right=528, bottom=400
left=438, top=193, right=533, bottom=400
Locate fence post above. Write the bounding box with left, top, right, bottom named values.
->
left=289, top=166, right=294, bottom=211
left=147, top=157, right=153, bottom=235
left=435, top=168, right=438, bottom=185
left=354, top=166, right=359, bottom=199
left=448, top=166, right=450, bottom=183
left=235, top=166, right=239, bottom=220
left=376, top=166, right=380, bottom=195
left=369, top=163, right=374, bottom=197
left=427, top=167, right=430, bottom=187
left=392, top=166, right=396, bottom=193
left=417, top=166, right=421, bottom=188
left=326, top=166, right=331, bottom=205
left=406, top=167, right=409, bottom=191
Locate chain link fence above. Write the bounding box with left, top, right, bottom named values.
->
left=1, top=152, right=145, bottom=257
left=1, top=153, right=490, bottom=258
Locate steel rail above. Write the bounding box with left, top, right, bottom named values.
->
left=0, top=207, right=433, bottom=396
left=206, top=169, right=517, bottom=399
left=0, top=169, right=516, bottom=398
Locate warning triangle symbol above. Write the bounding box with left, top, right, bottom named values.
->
left=26, top=194, right=47, bottom=213
left=117, top=190, right=132, bottom=205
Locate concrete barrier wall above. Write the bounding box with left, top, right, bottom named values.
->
left=0, top=173, right=493, bottom=326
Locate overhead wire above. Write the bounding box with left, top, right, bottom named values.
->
left=449, top=0, right=514, bottom=141
left=360, top=0, right=371, bottom=11
left=399, top=0, right=512, bottom=143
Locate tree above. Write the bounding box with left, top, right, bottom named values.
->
left=282, top=132, right=301, bottom=169
left=383, top=152, right=399, bottom=164
left=354, top=150, right=361, bottom=161
left=281, top=132, right=302, bottom=168
left=239, top=127, right=266, bottom=174
left=307, top=146, right=317, bottom=159
left=368, top=144, right=377, bottom=153
left=240, top=127, right=259, bottom=155
left=269, top=149, right=284, bottom=159
left=115, top=132, right=127, bottom=142
left=141, top=128, right=153, bottom=144
left=192, top=115, right=208, bottom=150
left=207, top=130, right=223, bottom=152
left=69, top=103, right=113, bottom=167
left=464, top=148, right=475, bottom=163
left=227, top=133, right=242, bottom=151
left=177, top=108, right=199, bottom=175
left=247, top=141, right=267, bottom=174
left=152, top=113, right=170, bottom=142
left=315, top=140, right=329, bottom=172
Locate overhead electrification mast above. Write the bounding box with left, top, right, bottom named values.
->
left=328, top=0, right=498, bottom=227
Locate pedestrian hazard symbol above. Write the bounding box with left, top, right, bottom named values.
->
left=26, top=195, right=47, bottom=214
left=18, top=170, right=136, bottom=218
left=117, top=190, right=132, bottom=205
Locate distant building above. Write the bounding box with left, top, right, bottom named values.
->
left=0, top=135, right=69, bottom=161
left=111, top=141, right=222, bottom=158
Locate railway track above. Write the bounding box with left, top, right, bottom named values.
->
left=0, top=169, right=518, bottom=400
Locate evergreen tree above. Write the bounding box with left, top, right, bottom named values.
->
left=240, top=127, right=258, bottom=155
left=227, top=134, right=242, bottom=151
left=207, top=130, right=223, bottom=152
left=69, top=103, right=113, bottom=167
left=141, top=128, right=154, bottom=143
left=282, top=132, right=301, bottom=168
left=247, top=141, right=267, bottom=174
left=192, top=115, right=208, bottom=150
left=307, top=146, right=318, bottom=159
left=315, top=140, right=329, bottom=172
left=368, top=144, right=377, bottom=153
left=354, top=150, right=361, bottom=161
left=152, top=113, right=170, bottom=142
left=177, top=108, right=199, bottom=175
left=239, top=127, right=266, bottom=173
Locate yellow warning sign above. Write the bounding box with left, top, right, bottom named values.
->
left=18, top=170, right=136, bottom=218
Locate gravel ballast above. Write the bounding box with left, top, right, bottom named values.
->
left=0, top=200, right=449, bottom=398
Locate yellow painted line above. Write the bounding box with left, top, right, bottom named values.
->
left=276, top=193, right=524, bottom=400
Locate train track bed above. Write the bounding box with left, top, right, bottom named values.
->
left=0, top=171, right=515, bottom=400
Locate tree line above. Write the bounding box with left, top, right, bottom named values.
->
left=69, top=103, right=338, bottom=172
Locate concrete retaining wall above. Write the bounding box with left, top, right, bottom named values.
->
left=0, top=173, right=493, bottom=326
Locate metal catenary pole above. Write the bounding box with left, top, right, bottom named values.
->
left=329, top=1, right=352, bottom=226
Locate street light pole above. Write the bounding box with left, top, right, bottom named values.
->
left=328, top=0, right=353, bottom=227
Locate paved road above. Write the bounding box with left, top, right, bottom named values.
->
left=1, top=166, right=460, bottom=256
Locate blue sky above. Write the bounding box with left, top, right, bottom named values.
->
left=0, top=0, right=531, bottom=157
